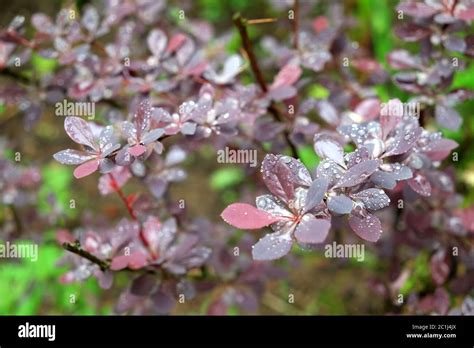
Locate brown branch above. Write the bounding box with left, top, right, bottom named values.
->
left=63, top=242, right=110, bottom=271
left=233, top=13, right=298, bottom=157
left=233, top=13, right=268, bottom=93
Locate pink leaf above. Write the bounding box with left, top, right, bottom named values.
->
left=110, top=255, right=129, bottom=271
left=354, top=98, right=380, bottom=121
left=349, top=213, right=383, bottom=242
left=221, top=203, right=282, bottom=229
left=73, top=159, right=99, bottom=179
left=166, top=33, right=188, bottom=53
left=312, top=16, right=329, bottom=33
left=270, top=63, right=302, bottom=90
left=129, top=144, right=146, bottom=157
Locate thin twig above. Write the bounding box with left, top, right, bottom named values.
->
left=233, top=13, right=268, bottom=93
left=63, top=242, right=110, bottom=271
left=247, top=18, right=278, bottom=25
left=233, top=13, right=297, bottom=157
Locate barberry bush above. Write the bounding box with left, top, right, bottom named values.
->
left=0, top=0, right=473, bottom=315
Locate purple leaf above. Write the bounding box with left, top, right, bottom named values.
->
left=430, top=250, right=450, bottom=286
left=351, top=188, right=390, bottom=211
left=387, top=50, right=421, bottom=69
left=334, top=159, right=381, bottom=188
left=383, top=126, right=422, bottom=157
left=134, top=99, right=152, bottom=138
left=252, top=231, right=293, bottom=260
left=422, top=138, right=458, bottom=161
left=53, top=149, right=95, bottom=165
left=327, top=194, right=353, bottom=214
left=221, top=203, right=282, bottom=229
left=435, top=104, right=462, bottom=130
left=270, top=63, right=302, bottom=89
left=256, top=195, right=293, bottom=219
left=316, top=159, right=345, bottom=188
left=294, top=215, right=330, bottom=244
left=395, top=23, right=431, bottom=42
left=348, top=213, right=383, bottom=242
left=316, top=100, right=339, bottom=126
left=130, top=274, right=157, bottom=296
left=444, top=35, right=466, bottom=53
left=147, top=29, right=167, bottom=59
left=152, top=289, right=175, bottom=314
left=313, top=134, right=345, bottom=167
left=407, top=174, right=431, bottom=196
left=304, top=177, right=328, bottom=212
left=354, top=98, right=380, bottom=122
left=396, top=2, right=438, bottom=18
left=261, top=154, right=303, bottom=201
left=346, top=147, right=369, bottom=168
left=64, top=117, right=96, bottom=149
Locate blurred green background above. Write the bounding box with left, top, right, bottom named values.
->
left=0, top=0, right=473, bottom=315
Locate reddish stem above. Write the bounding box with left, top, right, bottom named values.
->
left=108, top=173, right=157, bottom=259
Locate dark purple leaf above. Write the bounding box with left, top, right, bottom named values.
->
left=303, top=177, right=328, bottom=212
left=130, top=274, right=157, bottom=296
left=348, top=213, right=383, bottom=242
left=351, top=188, right=390, bottom=211
left=387, top=49, right=421, bottom=69
left=383, top=126, right=422, bottom=157
left=407, top=174, right=431, bottom=196
left=395, top=23, right=431, bottom=42
left=152, top=289, right=175, bottom=314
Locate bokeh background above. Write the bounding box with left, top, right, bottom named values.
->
left=0, top=0, right=473, bottom=315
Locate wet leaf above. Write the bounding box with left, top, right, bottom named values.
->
left=327, top=194, right=353, bottom=214
left=252, top=231, right=293, bottom=260
left=348, top=213, right=383, bottom=242
left=221, top=203, right=282, bottom=229
left=294, top=215, right=330, bottom=244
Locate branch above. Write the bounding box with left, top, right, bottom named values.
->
left=233, top=13, right=268, bottom=93
left=233, top=13, right=297, bottom=157
left=63, top=242, right=110, bottom=271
